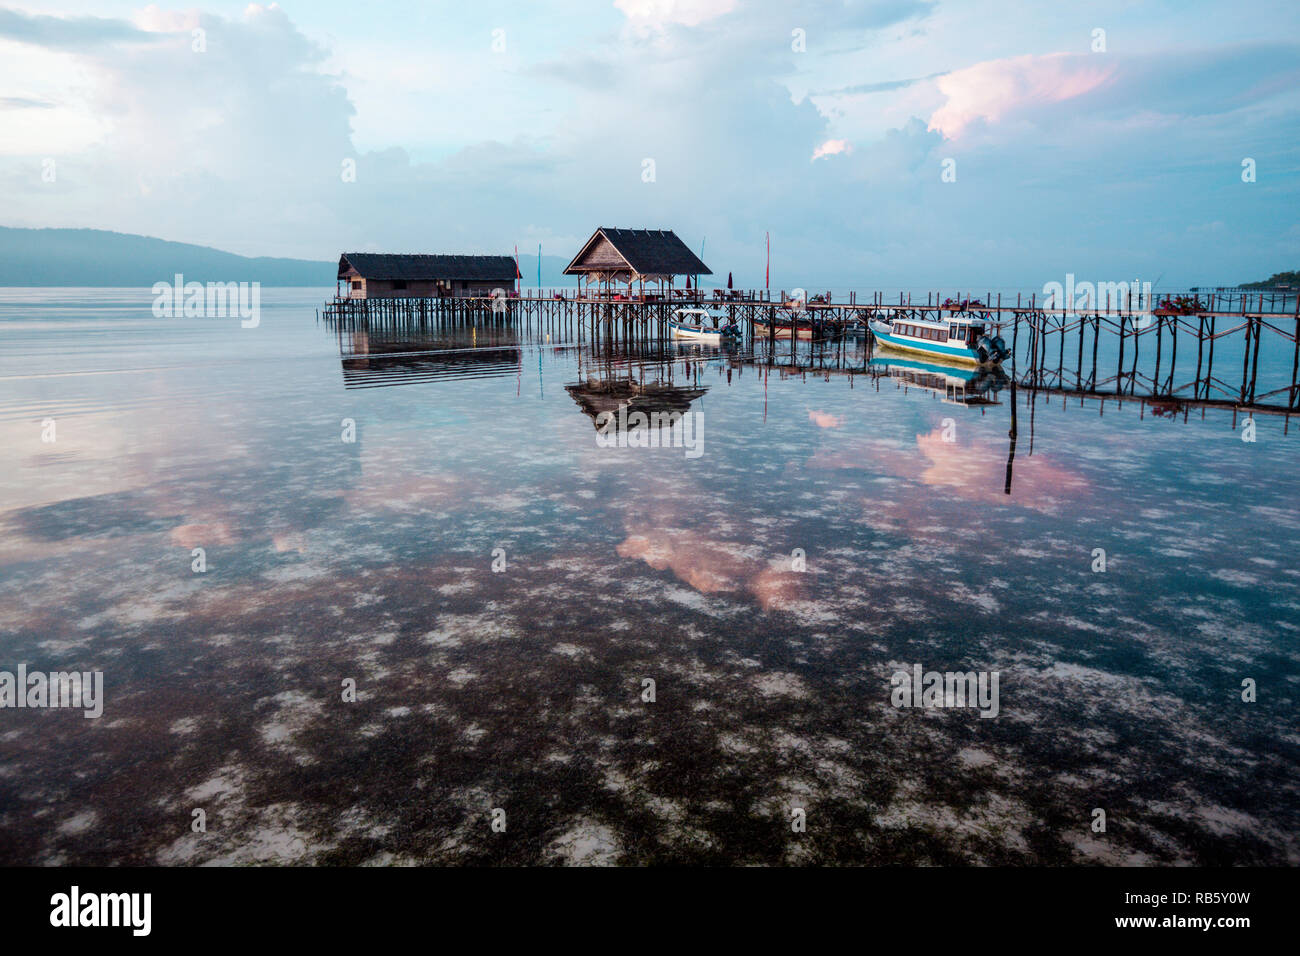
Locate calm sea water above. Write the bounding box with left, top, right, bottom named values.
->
left=0, top=288, right=1296, bottom=865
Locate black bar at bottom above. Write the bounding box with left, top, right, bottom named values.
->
left=0, top=866, right=1285, bottom=943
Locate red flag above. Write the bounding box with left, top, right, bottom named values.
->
left=765, top=232, right=770, bottom=289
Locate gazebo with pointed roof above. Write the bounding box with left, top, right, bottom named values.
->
left=563, top=227, right=710, bottom=298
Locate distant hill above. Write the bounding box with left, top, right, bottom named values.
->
left=1241, top=270, right=1299, bottom=290
left=0, top=227, right=334, bottom=286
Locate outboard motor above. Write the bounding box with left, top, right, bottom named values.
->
left=977, top=333, right=1010, bottom=363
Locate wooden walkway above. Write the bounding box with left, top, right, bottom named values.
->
left=320, top=288, right=1300, bottom=415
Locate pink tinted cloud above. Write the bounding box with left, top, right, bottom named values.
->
left=812, top=138, right=852, bottom=161
left=928, top=53, right=1116, bottom=138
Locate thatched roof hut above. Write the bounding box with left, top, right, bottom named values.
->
left=338, top=253, right=518, bottom=299
left=563, top=228, right=710, bottom=297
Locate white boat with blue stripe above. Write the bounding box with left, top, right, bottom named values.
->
left=868, top=315, right=1009, bottom=366
left=669, top=308, right=740, bottom=343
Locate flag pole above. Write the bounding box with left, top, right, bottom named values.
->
left=765, top=231, right=770, bottom=291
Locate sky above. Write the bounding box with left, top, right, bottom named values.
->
left=1, top=0, right=1298, bottom=289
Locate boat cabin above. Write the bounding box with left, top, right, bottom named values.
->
left=673, top=308, right=723, bottom=328
left=891, top=318, right=985, bottom=347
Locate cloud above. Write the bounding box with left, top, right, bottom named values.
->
left=2, top=5, right=356, bottom=255
left=815, top=74, right=941, bottom=97
left=1, top=2, right=1297, bottom=288
left=928, top=53, right=1116, bottom=138
left=0, top=96, right=56, bottom=110
left=0, top=8, right=159, bottom=49
left=526, top=56, right=617, bottom=88
left=812, top=138, right=852, bottom=161
left=614, top=0, right=738, bottom=28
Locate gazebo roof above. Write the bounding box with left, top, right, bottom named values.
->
left=563, top=228, right=711, bottom=278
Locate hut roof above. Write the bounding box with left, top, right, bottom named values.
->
left=338, top=253, right=518, bottom=281
left=563, top=228, right=711, bottom=277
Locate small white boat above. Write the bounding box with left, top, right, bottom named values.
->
left=669, top=308, right=740, bottom=343
left=868, top=315, right=1009, bottom=366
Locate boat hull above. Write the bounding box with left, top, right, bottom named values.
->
left=868, top=320, right=986, bottom=366
left=670, top=321, right=733, bottom=343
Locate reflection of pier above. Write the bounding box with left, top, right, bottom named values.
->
left=319, top=301, right=1298, bottom=433
left=342, top=345, right=521, bottom=389
left=327, top=320, right=521, bottom=390
left=321, top=287, right=1300, bottom=415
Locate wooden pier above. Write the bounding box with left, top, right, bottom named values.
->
left=320, top=286, right=1300, bottom=417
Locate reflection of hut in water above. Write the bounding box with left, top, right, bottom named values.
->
left=566, top=377, right=708, bottom=433
left=340, top=327, right=520, bottom=389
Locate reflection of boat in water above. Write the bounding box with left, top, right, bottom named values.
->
left=868, top=315, right=1009, bottom=366
left=565, top=377, right=708, bottom=432
left=869, top=352, right=1009, bottom=405
left=669, top=308, right=740, bottom=343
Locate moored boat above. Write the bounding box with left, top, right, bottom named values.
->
left=754, top=318, right=813, bottom=341
left=669, top=308, right=740, bottom=343
left=868, top=315, right=1009, bottom=366
left=754, top=312, right=843, bottom=341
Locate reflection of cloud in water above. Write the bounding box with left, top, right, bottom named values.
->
left=914, top=428, right=1088, bottom=511
left=617, top=529, right=801, bottom=610
left=806, top=430, right=1087, bottom=514
left=808, top=409, right=842, bottom=428
left=4, top=298, right=1298, bottom=866
left=170, top=522, right=237, bottom=549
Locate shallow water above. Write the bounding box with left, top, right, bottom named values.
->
left=0, top=289, right=1296, bottom=865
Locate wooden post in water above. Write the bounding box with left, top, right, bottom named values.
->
left=1240, top=318, right=1252, bottom=402
left=1117, top=312, right=1126, bottom=395
left=1248, top=316, right=1262, bottom=403
left=1195, top=314, right=1205, bottom=396
left=1154, top=314, right=1164, bottom=392
left=1168, top=310, right=1178, bottom=394
left=1090, top=312, right=1100, bottom=390
left=1291, top=295, right=1300, bottom=408
left=1205, top=315, right=1216, bottom=401
left=1040, top=299, right=1050, bottom=382
left=1076, top=303, right=1085, bottom=389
